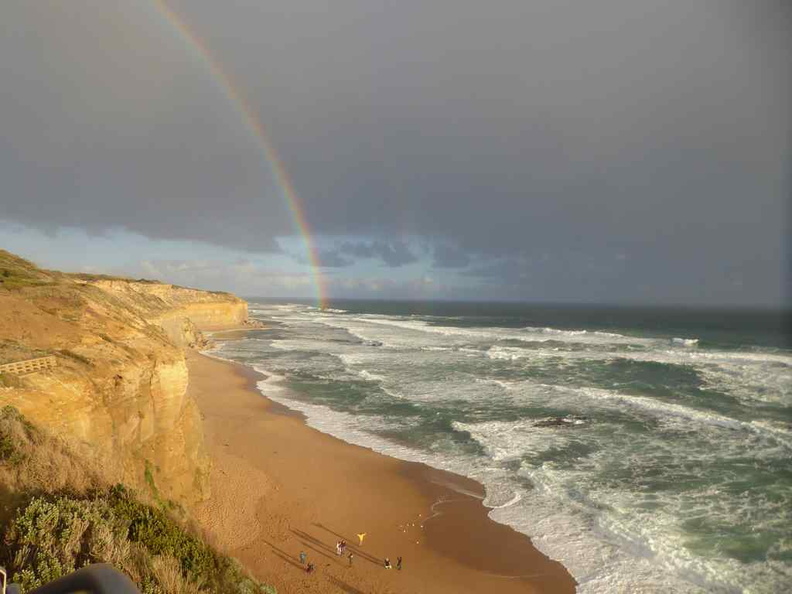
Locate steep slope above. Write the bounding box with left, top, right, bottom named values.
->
left=0, top=250, right=248, bottom=507
left=0, top=406, right=275, bottom=593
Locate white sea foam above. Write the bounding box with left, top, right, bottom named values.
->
left=320, top=314, right=657, bottom=347
left=263, top=317, right=791, bottom=447
left=491, top=379, right=792, bottom=448
left=223, top=304, right=791, bottom=593
left=671, top=337, right=700, bottom=347
left=253, top=367, right=475, bottom=473
left=523, top=326, right=635, bottom=340
left=357, top=369, right=386, bottom=382
left=455, top=417, right=785, bottom=593
left=482, top=342, right=792, bottom=409
left=249, top=382, right=718, bottom=593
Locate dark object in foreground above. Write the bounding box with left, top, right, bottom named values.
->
left=17, top=564, right=140, bottom=594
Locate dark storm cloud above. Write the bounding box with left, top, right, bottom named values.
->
left=0, top=1, right=292, bottom=252
left=433, top=244, right=471, bottom=269
left=1, top=0, right=789, bottom=304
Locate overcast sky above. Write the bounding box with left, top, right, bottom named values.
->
left=1, top=0, right=789, bottom=306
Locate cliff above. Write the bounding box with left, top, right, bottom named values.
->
left=85, top=278, right=248, bottom=346
left=0, top=250, right=249, bottom=507
left=0, top=407, right=276, bottom=593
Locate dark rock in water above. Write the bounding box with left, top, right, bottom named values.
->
left=534, top=416, right=588, bottom=428
left=534, top=418, right=568, bottom=428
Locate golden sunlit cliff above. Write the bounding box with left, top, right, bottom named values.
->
left=0, top=249, right=249, bottom=508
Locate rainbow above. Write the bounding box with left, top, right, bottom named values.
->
left=150, top=0, right=327, bottom=308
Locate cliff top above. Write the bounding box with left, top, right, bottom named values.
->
left=0, top=249, right=59, bottom=288
left=1, top=249, right=239, bottom=300
left=0, top=249, right=246, bottom=364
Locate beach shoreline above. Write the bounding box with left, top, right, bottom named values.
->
left=188, top=349, right=576, bottom=593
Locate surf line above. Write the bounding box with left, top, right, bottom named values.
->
left=150, top=1, right=327, bottom=308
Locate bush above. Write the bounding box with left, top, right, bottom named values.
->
left=1, top=487, right=275, bottom=594
left=0, top=434, right=21, bottom=464
left=4, top=496, right=119, bottom=590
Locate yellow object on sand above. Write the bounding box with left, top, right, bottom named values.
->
left=356, top=533, right=367, bottom=545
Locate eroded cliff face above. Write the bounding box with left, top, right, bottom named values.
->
left=0, top=251, right=249, bottom=507
left=88, top=279, right=248, bottom=347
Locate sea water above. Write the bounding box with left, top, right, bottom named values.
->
left=211, top=301, right=791, bottom=593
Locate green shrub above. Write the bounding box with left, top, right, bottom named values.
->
left=0, top=434, right=20, bottom=464
left=144, top=461, right=159, bottom=499
left=1, top=487, right=275, bottom=594
left=4, top=496, right=117, bottom=590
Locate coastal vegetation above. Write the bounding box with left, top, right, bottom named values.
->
left=0, top=406, right=276, bottom=593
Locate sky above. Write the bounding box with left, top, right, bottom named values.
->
left=1, top=0, right=790, bottom=306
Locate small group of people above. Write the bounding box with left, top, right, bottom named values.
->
left=298, top=534, right=402, bottom=576
left=299, top=550, right=313, bottom=574
left=299, top=547, right=354, bottom=573
left=336, top=540, right=357, bottom=566
left=383, top=556, right=403, bottom=571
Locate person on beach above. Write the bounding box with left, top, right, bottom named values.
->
left=340, top=540, right=347, bottom=555
left=356, top=532, right=367, bottom=546
left=384, top=558, right=392, bottom=569
left=396, top=556, right=402, bottom=571
left=306, top=562, right=315, bottom=574
left=348, top=553, right=354, bottom=567
left=336, top=541, right=342, bottom=556
left=299, top=551, right=307, bottom=565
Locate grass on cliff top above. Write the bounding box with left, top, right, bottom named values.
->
left=2, top=249, right=240, bottom=306
left=0, top=407, right=276, bottom=594
left=0, top=250, right=59, bottom=289
left=69, top=272, right=157, bottom=283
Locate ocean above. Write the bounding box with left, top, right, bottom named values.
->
left=211, top=300, right=791, bottom=593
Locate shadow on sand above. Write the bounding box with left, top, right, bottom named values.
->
left=329, top=576, right=367, bottom=594
left=261, top=539, right=305, bottom=572
left=312, top=523, right=382, bottom=565
left=292, top=528, right=349, bottom=568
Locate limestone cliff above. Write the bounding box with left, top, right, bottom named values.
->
left=0, top=250, right=249, bottom=507
left=85, top=278, right=248, bottom=347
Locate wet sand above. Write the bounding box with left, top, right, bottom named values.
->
left=189, top=350, right=576, bottom=593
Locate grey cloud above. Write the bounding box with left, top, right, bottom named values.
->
left=1, top=0, right=789, bottom=305
left=115, top=257, right=443, bottom=300
left=0, top=1, right=291, bottom=253
left=433, top=244, right=471, bottom=268
left=119, top=258, right=315, bottom=296
left=463, top=247, right=785, bottom=306
left=314, top=250, right=353, bottom=268
left=338, top=241, right=419, bottom=267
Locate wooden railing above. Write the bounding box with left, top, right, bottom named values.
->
left=0, top=356, right=58, bottom=375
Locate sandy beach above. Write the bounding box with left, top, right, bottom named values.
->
left=189, top=350, right=576, bottom=593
